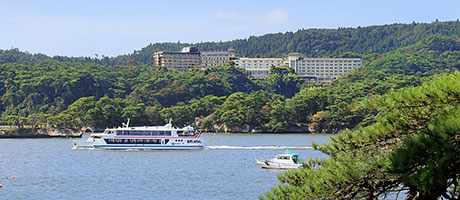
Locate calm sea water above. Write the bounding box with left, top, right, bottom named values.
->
left=0, top=133, right=332, bottom=200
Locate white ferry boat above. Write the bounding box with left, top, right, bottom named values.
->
left=72, top=119, right=203, bottom=150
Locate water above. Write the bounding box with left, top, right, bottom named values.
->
left=0, top=133, right=332, bottom=200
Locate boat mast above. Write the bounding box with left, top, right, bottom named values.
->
left=123, top=118, right=130, bottom=128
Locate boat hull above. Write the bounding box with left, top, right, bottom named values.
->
left=73, top=141, right=203, bottom=150
left=93, top=144, right=203, bottom=150
left=255, top=158, right=301, bottom=170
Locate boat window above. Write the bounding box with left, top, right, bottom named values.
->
left=104, top=137, right=169, bottom=145
left=165, top=131, right=171, bottom=136
left=104, top=139, right=112, bottom=144
left=292, top=155, right=299, bottom=164
left=177, top=130, right=184, bottom=135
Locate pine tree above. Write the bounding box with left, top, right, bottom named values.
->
left=262, top=71, right=460, bottom=199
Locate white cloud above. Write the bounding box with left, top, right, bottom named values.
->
left=264, top=10, right=289, bottom=25
left=213, top=9, right=289, bottom=25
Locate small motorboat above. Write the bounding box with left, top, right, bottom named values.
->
left=255, top=150, right=302, bottom=170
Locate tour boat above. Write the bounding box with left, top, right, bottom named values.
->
left=255, top=150, right=302, bottom=170
left=72, top=119, right=203, bottom=150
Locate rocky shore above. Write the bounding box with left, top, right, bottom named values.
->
left=202, top=124, right=310, bottom=133
left=0, top=128, right=83, bottom=138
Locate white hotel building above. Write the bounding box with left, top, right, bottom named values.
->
left=200, top=49, right=236, bottom=67
left=154, top=47, right=362, bottom=82
left=233, top=58, right=284, bottom=79
left=286, top=53, right=362, bottom=81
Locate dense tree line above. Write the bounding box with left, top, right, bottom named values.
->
left=0, top=61, right=268, bottom=128
left=287, top=36, right=460, bottom=133
left=3, top=21, right=457, bottom=67
left=0, top=35, right=459, bottom=133
left=130, top=21, right=460, bottom=64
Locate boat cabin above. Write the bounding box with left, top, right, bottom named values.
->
left=276, top=154, right=299, bottom=164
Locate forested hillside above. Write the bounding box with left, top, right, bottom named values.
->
left=2, top=21, right=458, bottom=66
left=0, top=21, right=459, bottom=133
left=131, top=21, right=460, bottom=64
left=287, top=36, right=460, bottom=132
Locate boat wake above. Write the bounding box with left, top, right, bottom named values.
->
left=206, top=145, right=313, bottom=150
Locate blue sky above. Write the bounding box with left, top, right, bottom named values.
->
left=1, top=0, right=459, bottom=57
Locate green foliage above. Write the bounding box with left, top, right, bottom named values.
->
left=0, top=60, right=260, bottom=129
left=286, top=35, right=460, bottom=132
left=0, top=21, right=459, bottom=133
left=264, top=66, right=302, bottom=98
left=129, top=21, right=459, bottom=62
left=263, top=72, right=460, bottom=199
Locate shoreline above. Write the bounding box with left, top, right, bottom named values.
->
left=0, top=128, right=83, bottom=138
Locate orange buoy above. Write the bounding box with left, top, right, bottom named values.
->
left=121, top=156, right=124, bottom=158
left=246, top=166, right=249, bottom=168
left=0, top=184, right=2, bottom=188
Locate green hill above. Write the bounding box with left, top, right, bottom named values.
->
left=131, top=21, right=460, bottom=64
left=0, top=21, right=459, bottom=132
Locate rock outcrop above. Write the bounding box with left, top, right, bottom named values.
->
left=0, top=128, right=83, bottom=138
left=202, top=124, right=310, bottom=133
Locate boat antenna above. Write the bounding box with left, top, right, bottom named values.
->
left=124, top=118, right=130, bottom=128
left=168, top=118, right=172, bottom=125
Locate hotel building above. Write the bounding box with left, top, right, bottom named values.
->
left=200, top=48, right=236, bottom=67
left=154, top=46, right=201, bottom=72
left=288, top=53, right=362, bottom=82
left=234, top=58, right=284, bottom=79
left=153, top=47, right=362, bottom=81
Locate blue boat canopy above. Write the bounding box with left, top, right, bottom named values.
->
left=285, top=149, right=299, bottom=164
left=284, top=149, right=298, bottom=155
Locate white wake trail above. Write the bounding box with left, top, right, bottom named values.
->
left=206, top=145, right=313, bottom=150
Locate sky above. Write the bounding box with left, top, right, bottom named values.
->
left=0, top=0, right=459, bottom=57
